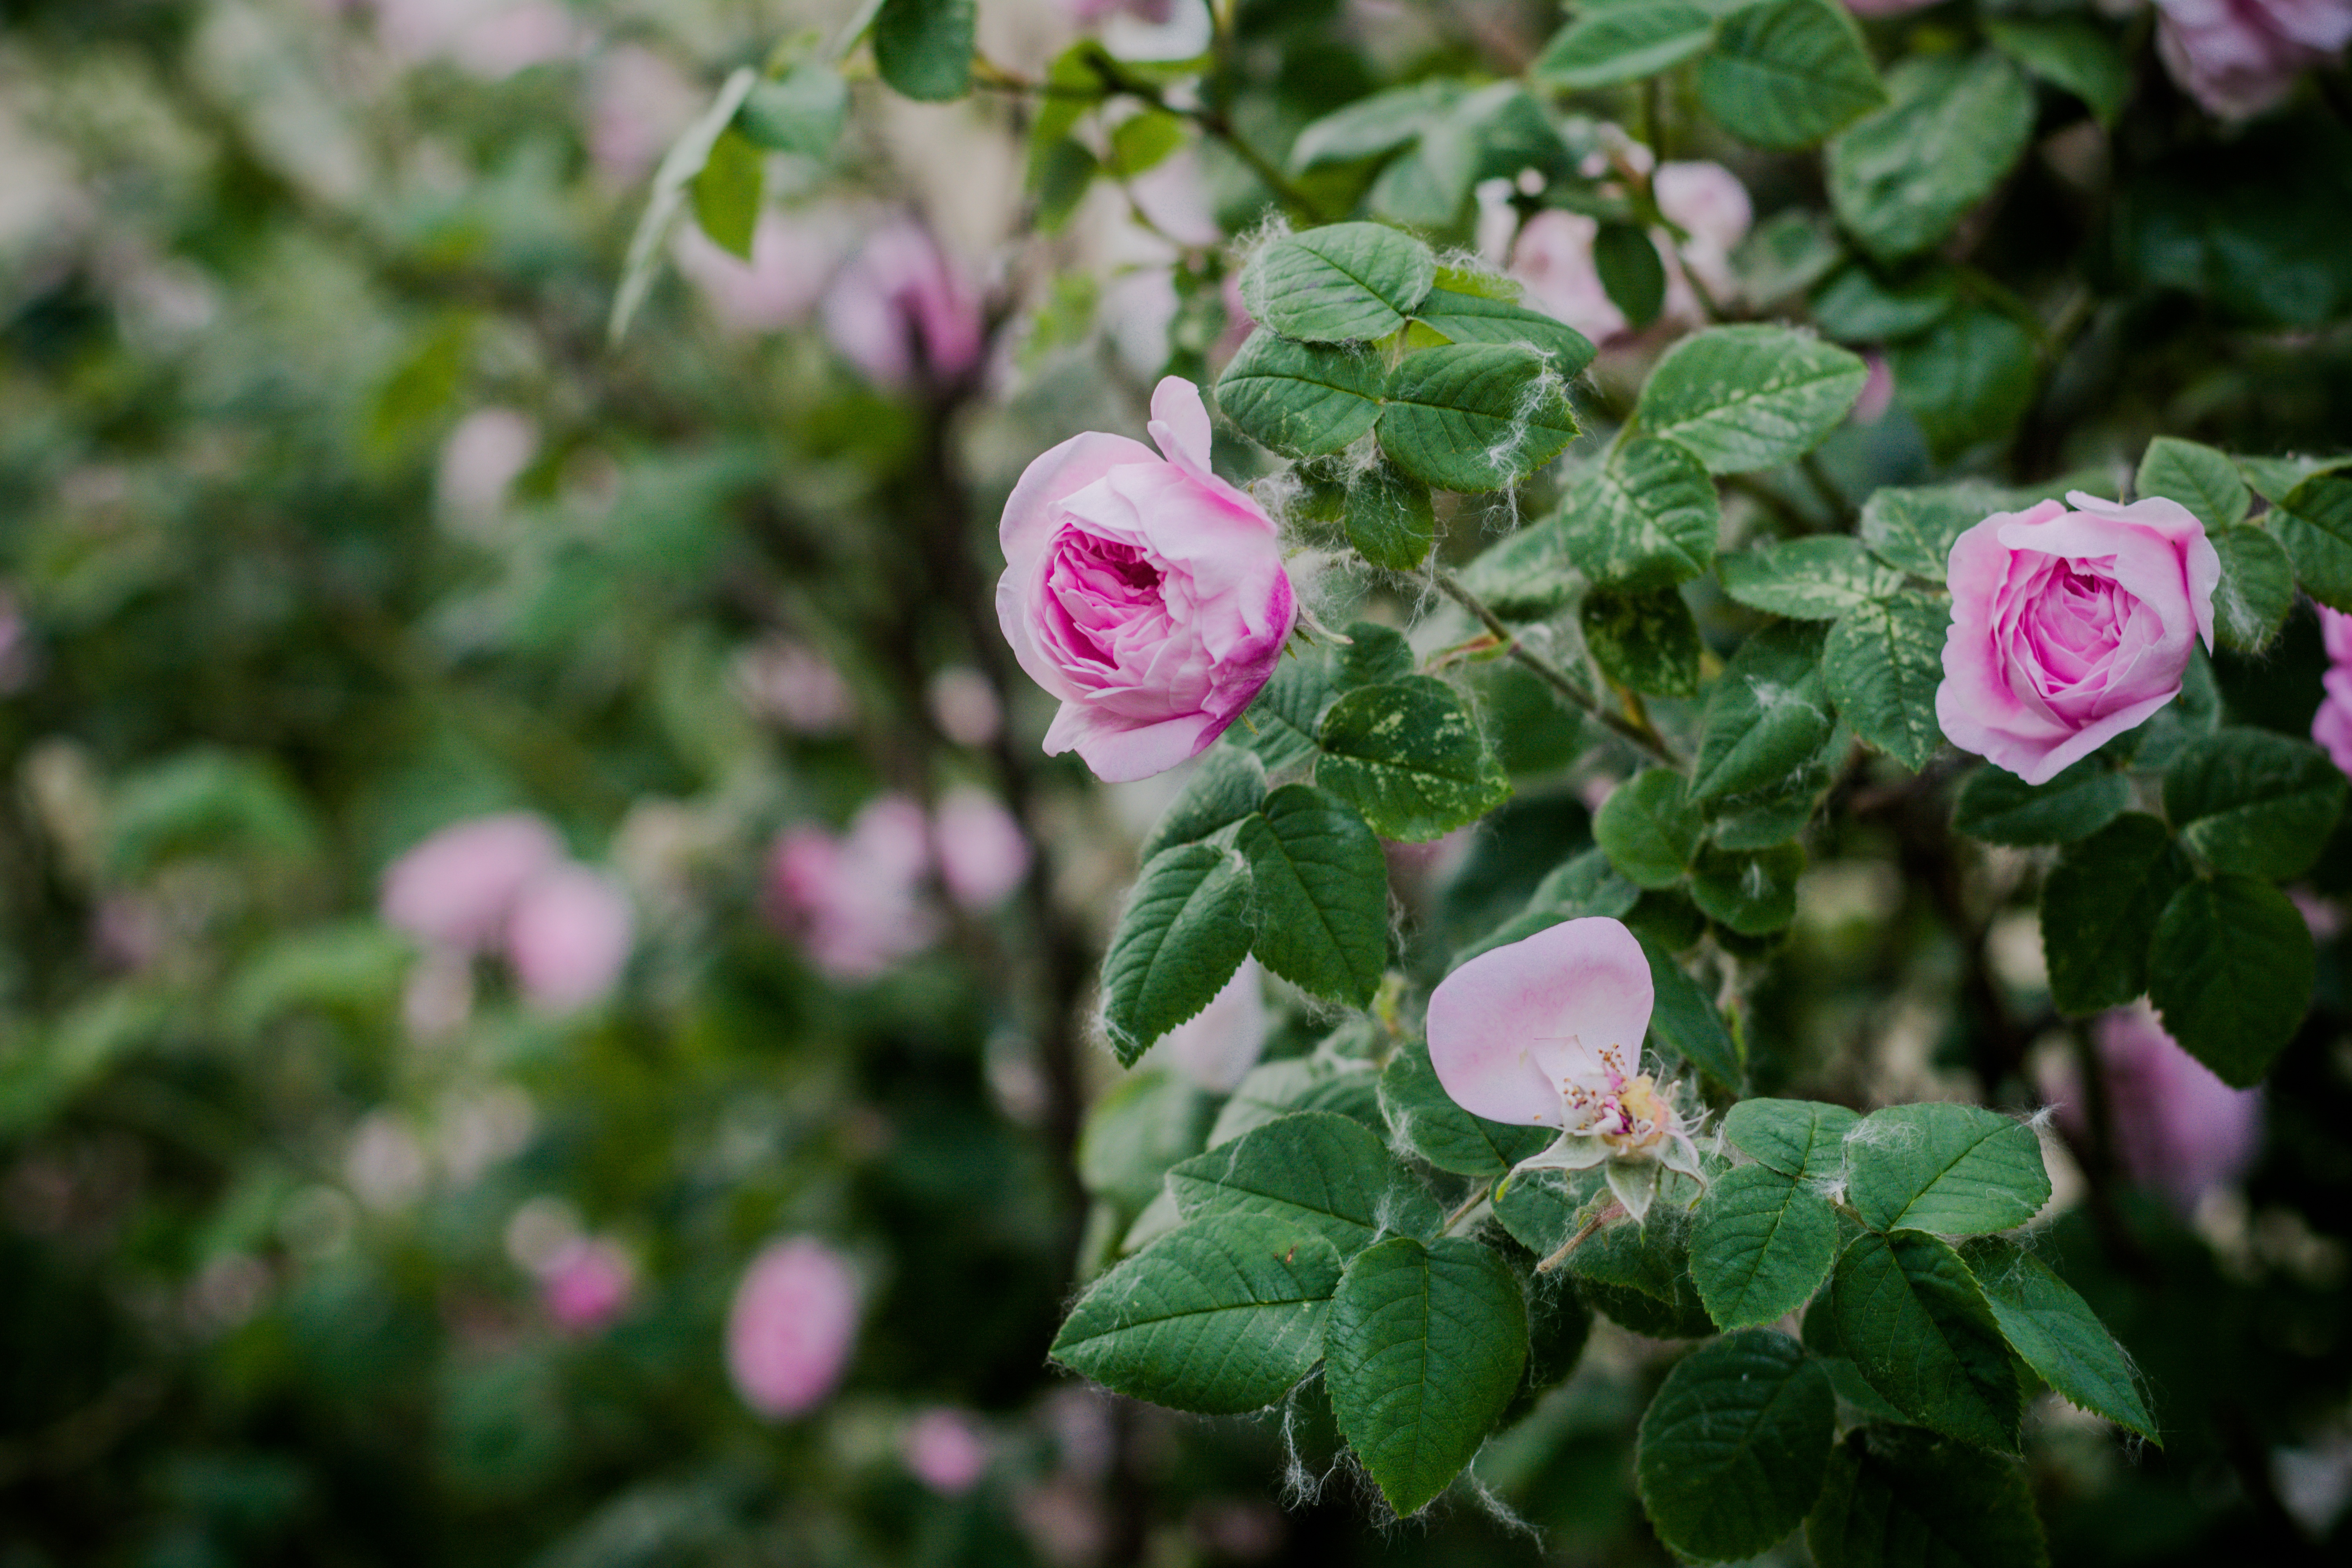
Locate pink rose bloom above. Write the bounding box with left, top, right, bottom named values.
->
left=1937, top=492, right=2220, bottom=786
left=1425, top=916, right=1700, bottom=1222
left=675, top=209, right=852, bottom=335
left=382, top=813, right=563, bottom=953
left=2043, top=1004, right=2263, bottom=1212
left=537, top=1236, right=635, bottom=1334
left=2156, top=0, right=2352, bottom=120
left=506, top=864, right=634, bottom=1010
left=996, top=377, right=1298, bottom=782
left=904, top=1407, right=993, bottom=1495
left=585, top=45, right=701, bottom=184
left=822, top=220, right=985, bottom=389
left=1510, top=161, right=1751, bottom=345
left=437, top=407, right=538, bottom=529
left=1159, top=958, right=1270, bottom=1092
left=927, top=666, right=1004, bottom=747
left=726, top=1237, right=860, bottom=1419
left=767, top=795, right=941, bottom=979
left=932, top=787, right=1031, bottom=911
left=2312, top=606, right=2352, bottom=775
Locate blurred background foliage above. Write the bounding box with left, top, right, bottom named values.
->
left=2, top=1, right=2350, bottom=1565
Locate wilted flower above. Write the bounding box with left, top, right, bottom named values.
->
left=381, top=813, right=563, bottom=953
left=506, top=864, right=634, bottom=1011
left=726, top=1237, right=860, bottom=1419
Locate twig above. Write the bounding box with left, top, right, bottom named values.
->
left=1536, top=1199, right=1622, bottom=1272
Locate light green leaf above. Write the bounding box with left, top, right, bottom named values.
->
left=1583, top=585, right=1703, bottom=698
left=1315, top=677, right=1513, bottom=842
left=1823, top=594, right=1948, bottom=772
left=1810, top=263, right=1958, bottom=343
left=1808, top=1426, right=2049, bottom=1568
left=1411, top=288, right=1598, bottom=377
left=1237, top=784, right=1390, bottom=1007
left=2206, top=525, right=2296, bottom=653
left=2149, top=875, right=2314, bottom=1087
left=1078, top=1070, right=1216, bottom=1210
left=1288, top=80, right=1462, bottom=169
left=1985, top=15, right=2131, bottom=125
left=1240, top=223, right=1438, bottom=345
left=1216, top=332, right=1386, bottom=457
left=1637, top=325, right=1871, bottom=475
left=1690, top=842, right=1806, bottom=936
left=2040, top=813, right=2191, bottom=1016
left=1951, top=760, right=2128, bottom=847
left=1725, top=1098, right=1858, bottom=1181
left=1377, top=344, right=1578, bottom=492
left=1833, top=1231, right=2021, bottom=1453
left=1209, top=1056, right=1384, bottom=1149
left=1698, top=0, right=1886, bottom=152
left=1846, top=1103, right=2049, bottom=1236
left=2269, top=472, right=2352, bottom=612
left=1106, top=108, right=1185, bottom=177
left=1693, top=622, right=1836, bottom=802
left=872, top=0, right=976, bottom=102
left=1719, top=537, right=1908, bottom=619
left=1379, top=1039, right=1553, bottom=1179
left=612, top=68, right=759, bottom=343
left=2136, top=436, right=2251, bottom=531
left=1886, top=306, right=2039, bottom=462
left=1141, top=748, right=1267, bottom=861
left=1167, top=1110, right=1443, bottom=1255
left=1102, top=842, right=1254, bottom=1065
left=1962, top=1237, right=2158, bottom=1441
left=1049, top=1212, right=1341, bottom=1414
left=1326, top=1236, right=1529, bottom=1517
left=1690, top=1167, right=1840, bottom=1331
left=689, top=127, right=763, bottom=257
left=1594, top=769, right=1703, bottom=889
left=1637, top=1330, right=1837, bottom=1563
left=2165, top=728, right=2349, bottom=880
left=1560, top=436, right=1722, bottom=590
left=1828, top=53, right=2034, bottom=263
left=737, top=64, right=851, bottom=157
left=1533, top=1, right=1723, bottom=89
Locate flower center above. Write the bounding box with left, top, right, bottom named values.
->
left=1045, top=530, right=1168, bottom=668
left=1562, top=1043, right=1678, bottom=1154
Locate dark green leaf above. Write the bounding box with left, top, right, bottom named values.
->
left=1078, top=1071, right=1217, bottom=1210
left=1886, top=307, right=2039, bottom=462
left=1690, top=1168, right=1840, bottom=1330
left=1693, top=622, right=1837, bottom=802
left=1103, top=843, right=1254, bottom=1064
left=1409, top=287, right=1597, bottom=376
left=1378, top=344, right=1578, bottom=492
left=1725, top=1098, right=1858, bottom=1181
left=1237, top=784, right=1390, bottom=1006
left=1644, top=935, right=1746, bottom=1089
left=2164, top=728, right=2348, bottom=879
left=2206, top=525, right=2296, bottom=653
left=1583, top=585, right=1703, bottom=698
left=2148, top=875, right=2314, bottom=1087
left=1858, top=481, right=2015, bottom=580
left=1216, top=333, right=1387, bottom=457
left=1698, top=0, right=1886, bottom=151
left=737, top=64, right=850, bottom=157
left=1209, top=1057, right=1384, bottom=1148
left=2040, top=813, right=2190, bottom=1016
left=1379, top=1039, right=1553, bottom=1178
left=2270, top=472, right=2352, bottom=612
left=1341, top=464, right=1437, bottom=572
left=1808, top=1426, right=2049, bottom=1568
left=1560, top=436, right=1722, bottom=590
left=872, top=0, right=976, bottom=102
left=1166, top=1110, right=1443, bottom=1255
left=1637, top=325, right=1871, bottom=474
left=1335, top=621, right=1414, bottom=689
left=1823, top=594, right=1948, bottom=771
left=1594, top=769, right=1703, bottom=889
left=1240, top=223, right=1438, bottom=344
left=1833, top=1231, right=2021, bottom=1452
left=1719, top=537, right=1908, bottom=619
left=1455, top=512, right=1578, bottom=619
left=1961, top=1237, right=2158, bottom=1441
left=1141, top=748, right=1267, bottom=861
left=1637, top=1330, right=1836, bottom=1562
left=1227, top=651, right=1339, bottom=772
left=1691, top=842, right=1806, bottom=936
left=1828, top=53, right=2034, bottom=263
left=1316, top=677, right=1513, bottom=842
left=2136, top=436, right=2250, bottom=531
left=1594, top=221, right=1667, bottom=330
left=1951, top=760, right=2127, bottom=847
left=1846, top=1103, right=2049, bottom=1236
left=1986, top=15, right=2130, bottom=125
left=1567, top=1206, right=1719, bottom=1338
left=1810, top=264, right=1958, bottom=343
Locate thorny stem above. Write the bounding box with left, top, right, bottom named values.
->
left=1432, top=568, right=1687, bottom=771
left=1536, top=1199, right=1623, bottom=1272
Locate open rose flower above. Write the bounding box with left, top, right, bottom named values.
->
left=2156, top=0, right=2352, bottom=121
left=1425, top=917, right=1702, bottom=1223
left=1937, top=492, right=2220, bottom=786
left=996, top=377, right=1297, bottom=782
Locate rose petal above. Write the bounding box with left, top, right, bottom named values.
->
left=1425, top=917, right=1654, bottom=1127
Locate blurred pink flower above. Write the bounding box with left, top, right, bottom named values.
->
left=726, top=1237, right=860, bottom=1419
left=1510, top=160, right=1750, bottom=346
left=927, top=665, right=1004, bottom=748
left=2320, top=603, right=2352, bottom=664
left=437, top=407, right=538, bottom=529
left=2156, top=0, right=2352, bottom=120
left=1159, top=958, right=1269, bottom=1092
left=537, top=1235, right=636, bottom=1334
left=675, top=210, right=853, bottom=335
left=382, top=813, right=564, bottom=953
left=903, top=1407, right=992, bottom=1495
left=737, top=640, right=856, bottom=733
left=768, top=795, right=941, bottom=979
left=823, top=220, right=985, bottom=389
left=506, top=864, right=634, bottom=1011
left=932, top=787, right=1031, bottom=911
left=1851, top=351, right=1895, bottom=425
left=2313, top=606, right=2352, bottom=775
left=2044, top=1004, right=2263, bottom=1212
left=586, top=45, right=701, bottom=184
left=368, top=0, right=577, bottom=79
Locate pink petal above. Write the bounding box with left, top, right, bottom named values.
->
left=1425, top=918, right=1654, bottom=1127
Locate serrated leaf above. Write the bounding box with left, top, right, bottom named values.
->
left=1725, top=1098, right=1858, bottom=1181
left=1583, top=585, right=1703, bottom=698
left=1341, top=464, right=1437, bottom=572
left=1561, top=437, right=1722, bottom=590
left=1534, top=1, right=1723, bottom=89
left=1858, top=481, right=2015, bottom=580
left=1078, top=1070, right=1216, bottom=1210
left=1335, top=621, right=1414, bottom=689
left=1950, top=760, right=2127, bottom=847
left=1690, top=842, right=1805, bottom=935
left=1846, top=1103, right=2049, bottom=1236
left=2149, top=875, right=2314, bottom=1087
left=1209, top=1056, right=1384, bottom=1148
left=1379, top=1039, right=1553, bottom=1179
left=2136, top=436, right=2250, bottom=531
left=1226, top=650, right=1339, bottom=772
left=1644, top=935, right=1746, bottom=1089
left=1410, top=288, right=1597, bottom=376
left=2040, top=813, right=2190, bottom=1016
left=1637, top=325, right=1870, bottom=474
left=1720, top=537, right=1908, bottom=619
left=2206, top=525, right=2295, bottom=653
left=1886, top=306, right=2039, bottom=462
left=1986, top=15, right=2130, bottom=124
left=1240, top=223, right=1438, bottom=344
left=1567, top=1205, right=1719, bottom=1338
left=2242, top=454, right=2352, bottom=505
left=1237, top=784, right=1389, bottom=1006
left=1690, top=1167, right=1840, bottom=1330
left=1103, top=843, right=1254, bottom=1064
left=2270, top=472, right=2352, bottom=612
left=1828, top=53, right=2034, bottom=263
left=1216, top=332, right=1387, bottom=457
left=1698, top=0, right=1886, bottom=152
left=1693, top=622, right=1837, bottom=802
left=1962, top=1237, right=2158, bottom=1441
left=1455, top=511, right=1579, bottom=619
left=872, top=0, right=976, bottom=102
left=1049, top=1212, right=1341, bottom=1413
left=1594, top=769, right=1703, bottom=889
left=1142, top=748, right=1268, bottom=861
left=1326, top=1236, right=1528, bottom=1517
left=1594, top=220, right=1668, bottom=329
left=1167, top=1110, right=1442, bottom=1255
left=1377, top=344, right=1577, bottom=492
left=1824, top=594, right=1947, bottom=771
left=1637, top=1330, right=1837, bottom=1563
left=1833, top=1231, right=2021, bottom=1452
left=1315, top=677, right=1512, bottom=842
left=2165, top=728, right=2348, bottom=879
left=1808, top=1426, right=2049, bottom=1568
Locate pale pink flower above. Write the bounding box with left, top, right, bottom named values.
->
left=437, top=407, right=538, bottom=529
left=1510, top=209, right=1627, bottom=345
left=1937, top=493, right=2220, bottom=785
left=382, top=813, right=563, bottom=953
left=674, top=210, right=852, bottom=335
left=585, top=45, right=701, bottom=184
left=822, top=220, right=985, bottom=389
left=903, top=1407, right=992, bottom=1495
left=1425, top=916, right=1700, bottom=1221
left=2319, top=603, right=2352, bottom=664
left=1851, top=351, right=1895, bottom=425
left=1510, top=160, right=1751, bottom=346
left=506, top=864, right=634, bottom=1010
left=726, top=1237, right=860, bottom=1419
left=1652, top=159, right=1751, bottom=305
left=2312, top=606, right=2352, bottom=776
left=2043, top=1004, right=2263, bottom=1212
left=932, top=787, right=1031, bottom=911
left=1158, top=958, right=1270, bottom=1092
left=996, top=378, right=1298, bottom=782
left=2156, top=0, right=2352, bottom=120
left=767, top=795, right=941, bottom=980
left=537, top=1235, right=636, bottom=1334
left=736, top=640, right=855, bottom=733
left=927, top=666, right=1004, bottom=747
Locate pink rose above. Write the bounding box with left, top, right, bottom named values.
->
left=1850, top=351, right=1895, bottom=425
left=1159, top=958, right=1270, bottom=1092
left=1509, top=161, right=1751, bottom=345
left=822, top=220, right=985, bottom=389
left=932, top=787, right=1031, bottom=911
left=506, top=864, right=634, bottom=1011
left=2313, top=605, right=2352, bottom=775
left=676, top=209, right=853, bottom=336
left=903, top=1407, right=992, bottom=1495
left=1936, top=492, right=2220, bottom=786
left=381, top=813, right=562, bottom=953
left=537, top=1236, right=636, bottom=1334
left=726, top=1237, right=860, bottom=1419
left=2156, top=0, right=2352, bottom=120
left=767, top=795, right=940, bottom=979
left=2042, top=1004, right=2263, bottom=1212
left=996, top=378, right=1298, bottom=782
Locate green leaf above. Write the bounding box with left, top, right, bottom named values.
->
left=1846, top=1103, right=2049, bottom=1237
left=1209, top=1056, right=1384, bottom=1149
left=1481, top=661, right=1587, bottom=777
left=1719, top=537, right=1908, bottom=619
left=1166, top=1110, right=1443, bottom=1255
left=1237, top=784, right=1390, bottom=1007
left=1858, top=481, right=2015, bottom=580
left=1594, top=769, right=1703, bottom=889
left=871, top=0, right=976, bottom=102
left=1886, top=307, right=2039, bottom=462
left=1951, top=760, right=2127, bottom=847
left=1227, top=651, right=1339, bottom=772
left=2270, top=472, right=2352, bottom=612
left=1832, top=1231, right=2021, bottom=1453
left=1411, top=287, right=1598, bottom=377
left=1582, top=585, right=1703, bottom=698
left=1341, top=464, right=1437, bottom=572
left=1637, top=1330, right=1837, bottom=1563
left=1379, top=1039, right=1553, bottom=1179
left=1102, top=843, right=1254, bottom=1064
left=1216, top=333, right=1386, bottom=457
left=2166, top=728, right=2348, bottom=879
left=2241, top=453, right=2352, bottom=506
left=1810, top=264, right=1958, bottom=343
left=1828, top=53, right=2034, bottom=263
left=1533, top=847, right=1643, bottom=920
left=2133, top=643, right=2221, bottom=772
left=1326, top=1236, right=1529, bottom=1517
left=1377, top=344, right=1578, bottom=492
left=611, top=68, right=759, bottom=343
left=1334, top=621, right=1414, bottom=689
left=690, top=129, right=763, bottom=258
left=2136, top=436, right=2250, bottom=531
left=1725, top=1098, right=1858, bottom=1181
left=1455, top=512, right=1578, bottom=619
left=1594, top=221, right=1668, bottom=330
left=1698, top=0, right=1886, bottom=152
left=1985, top=15, right=2131, bottom=125
left=1240, top=223, right=1438, bottom=345
left=2206, top=525, right=2296, bottom=653
left=1032, top=138, right=1098, bottom=234
left=1049, top=1212, right=1341, bottom=1414
left=1105, top=107, right=1185, bottom=177
left=1961, top=1238, right=2158, bottom=1441
left=737, top=64, right=850, bottom=157
left=1709, top=764, right=1833, bottom=849
left=1560, top=437, right=1722, bottom=590
left=2148, top=875, right=2315, bottom=1087
left=1078, top=1071, right=1217, bottom=1210
left=1534, top=1, right=1723, bottom=89
left=1808, top=1426, right=2049, bottom=1568
left=1288, top=79, right=1461, bottom=169
left=1567, top=1206, right=1719, bottom=1338
left=1737, top=209, right=1847, bottom=307
left=1316, top=677, right=1513, bottom=842
left=1643, top=936, right=1746, bottom=1089
left=1141, top=748, right=1267, bottom=861
left=1637, top=325, right=1871, bottom=475
left=1824, top=594, right=1947, bottom=772
left=1689, top=1167, right=1840, bottom=1331
left=1692, top=622, right=1837, bottom=802
left=2040, top=813, right=2190, bottom=1016
left=1690, top=842, right=1805, bottom=936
